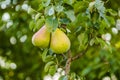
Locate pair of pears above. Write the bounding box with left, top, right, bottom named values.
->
left=32, top=25, right=71, bottom=54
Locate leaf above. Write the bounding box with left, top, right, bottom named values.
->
left=38, top=4, right=44, bottom=11
left=44, top=55, right=54, bottom=62
left=59, top=75, right=68, bottom=80
left=45, top=6, right=55, bottom=16
left=45, top=16, right=58, bottom=32
left=63, top=0, right=75, bottom=5
left=106, top=16, right=115, bottom=26
left=99, top=20, right=108, bottom=34
left=29, top=21, right=35, bottom=31
left=42, top=0, right=51, bottom=7
left=42, top=49, right=48, bottom=62
left=59, top=18, right=70, bottom=24
left=55, top=5, right=64, bottom=13
left=72, top=13, right=89, bottom=27
left=95, top=0, right=105, bottom=13
left=90, top=38, right=95, bottom=46
left=35, top=13, right=41, bottom=21
left=78, top=32, right=88, bottom=50
left=44, top=61, right=55, bottom=72
left=107, top=9, right=117, bottom=16
left=27, top=7, right=36, bottom=14
left=105, top=42, right=112, bottom=53
left=65, top=10, right=76, bottom=22
left=49, top=65, right=57, bottom=75
left=35, top=18, right=45, bottom=30
left=70, top=72, right=76, bottom=79
left=101, top=15, right=110, bottom=27
left=81, top=67, right=92, bottom=76
left=74, top=1, right=88, bottom=13
left=94, top=0, right=110, bottom=27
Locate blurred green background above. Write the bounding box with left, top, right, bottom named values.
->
left=0, top=0, right=120, bottom=80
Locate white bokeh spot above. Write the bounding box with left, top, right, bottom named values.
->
left=20, top=35, right=27, bottom=43
left=21, top=4, right=29, bottom=11
left=10, top=36, right=17, bottom=45
left=2, top=12, right=10, bottom=22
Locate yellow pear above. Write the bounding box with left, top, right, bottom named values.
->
left=50, top=28, right=71, bottom=54
left=32, top=25, right=50, bottom=48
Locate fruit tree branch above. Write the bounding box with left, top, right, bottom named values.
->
left=71, top=46, right=89, bottom=61
left=65, top=50, right=72, bottom=75
left=65, top=45, right=89, bottom=75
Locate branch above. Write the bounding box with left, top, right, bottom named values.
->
left=65, top=45, right=89, bottom=75
left=71, top=46, right=89, bottom=61
left=65, top=50, right=72, bottom=75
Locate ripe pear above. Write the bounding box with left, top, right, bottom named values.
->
left=32, top=25, right=50, bottom=48
left=50, top=28, right=71, bottom=54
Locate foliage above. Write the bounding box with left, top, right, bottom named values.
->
left=0, top=0, right=120, bottom=80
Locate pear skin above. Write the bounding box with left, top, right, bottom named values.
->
left=50, top=28, right=71, bottom=54
left=32, top=25, right=50, bottom=48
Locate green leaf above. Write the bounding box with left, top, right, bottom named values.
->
left=29, top=20, right=35, bottom=31
left=94, top=0, right=110, bottom=27
left=42, top=49, right=48, bottom=62
left=70, top=72, right=76, bottom=79
left=44, top=61, right=55, bottom=72
left=99, top=19, right=108, bottom=34
left=45, top=16, right=58, bottom=32
left=107, top=9, right=117, bottom=16
left=59, top=75, right=68, bottom=80
left=105, top=43, right=113, bottom=53
left=55, top=5, right=64, bottom=13
left=81, top=67, right=92, bottom=76
left=27, top=7, right=36, bottom=14
left=35, top=18, right=45, bottom=30
left=65, top=10, right=76, bottom=22
left=90, top=38, right=95, bottom=46
left=59, top=18, right=70, bottom=24
left=44, top=55, right=54, bottom=62
left=78, top=32, right=88, bottom=50
left=38, top=4, right=44, bottom=11
left=74, top=1, right=88, bottom=13
left=63, top=0, right=75, bottom=5
left=49, top=65, right=57, bottom=75
left=95, top=0, right=105, bottom=13
left=96, top=37, right=105, bottom=47
left=106, top=16, right=115, bottom=26
left=35, top=13, right=41, bottom=21
left=101, top=15, right=110, bottom=27
left=45, top=6, right=55, bottom=16
left=42, top=0, right=51, bottom=7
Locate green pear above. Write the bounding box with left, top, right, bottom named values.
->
left=32, top=25, right=50, bottom=48
left=50, top=28, right=71, bottom=54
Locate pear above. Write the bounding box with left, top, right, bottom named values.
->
left=50, top=28, right=71, bottom=54
left=32, top=25, right=50, bottom=48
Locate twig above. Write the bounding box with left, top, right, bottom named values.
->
left=71, top=46, right=89, bottom=61
left=65, top=50, right=72, bottom=75
left=65, top=45, right=89, bottom=75
left=71, top=53, right=84, bottom=61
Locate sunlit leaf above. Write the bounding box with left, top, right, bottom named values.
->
left=65, top=10, right=76, bottom=22
left=42, top=49, right=49, bottom=62
left=44, top=61, right=55, bottom=72
left=49, top=65, right=57, bottom=75
left=45, top=16, right=58, bottom=32
left=107, top=9, right=117, bottom=16
left=42, top=0, right=51, bottom=7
